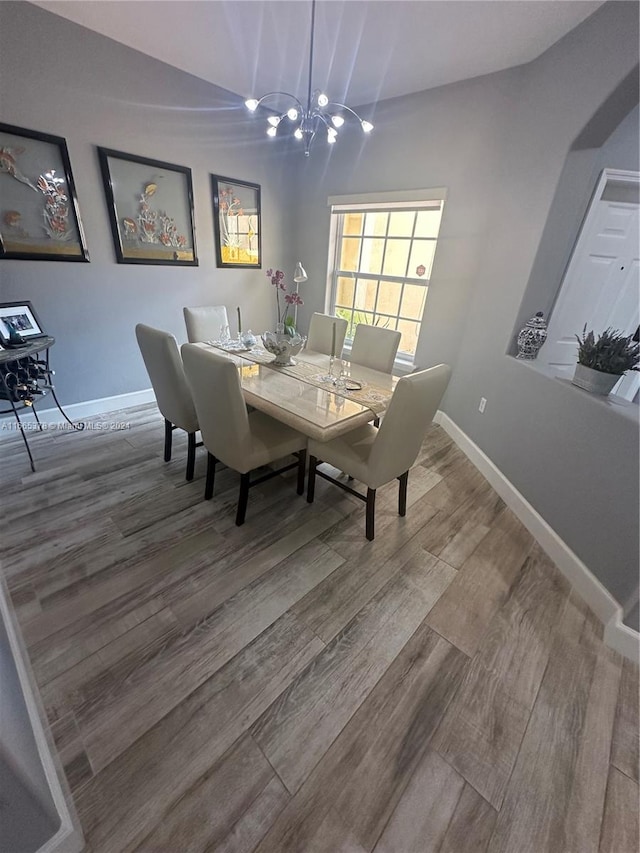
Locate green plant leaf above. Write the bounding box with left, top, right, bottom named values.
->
left=575, top=326, right=640, bottom=375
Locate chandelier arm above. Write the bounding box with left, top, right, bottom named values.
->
left=254, top=92, right=306, bottom=113
left=312, top=111, right=330, bottom=128
left=327, top=102, right=368, bottom=123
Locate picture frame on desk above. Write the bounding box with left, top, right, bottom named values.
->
left=0, top=123, right=90, bottom=262
left=0, top=301, right=45, bottom=345
left=98, top=147, right=198, bottom=266
left=211, top=175, right=261, bottom=268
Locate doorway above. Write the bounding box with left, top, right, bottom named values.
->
left=543, top=168, right=640, bottom=401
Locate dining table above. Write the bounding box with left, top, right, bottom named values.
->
left=198, top=341, right=400, bottom=442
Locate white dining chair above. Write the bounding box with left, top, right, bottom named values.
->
left=306, top=313, right=348, bottom=356
left=181, top=344, right=308, bottom=526
left=183, top=305, right=229, bottom=343
left=135, top=324, right=200, bottom=480
left=350, top=324, right=402, bottom=373
left=306, top=364, right=451, bottom=540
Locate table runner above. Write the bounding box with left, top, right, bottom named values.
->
left=209, top=342, right=392, bottom=415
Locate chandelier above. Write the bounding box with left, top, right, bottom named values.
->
left=245, top=0, right=373, bottom=156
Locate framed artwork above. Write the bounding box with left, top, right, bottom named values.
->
left=98, top=147, right=198, bottom=265
left=0, top=123, right=89, bottom=262
left=211, top=175, right=261, bottom=268
left=0, top=301, right=45, bottom=344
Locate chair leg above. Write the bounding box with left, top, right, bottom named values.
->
left=307, top=455, right=318, bottom=503
left=186, top=432, right=196, bottom=481
left=296, top=449, right=307, bottom=496
left=373, top=416, right=380, bottom=428
left=398, top=471, right=409, bottom=517
left=366, top=488, right=376, bottom=541
left=205, top=453, right=217, bottom=500
left=164, top=419, right=172, bottom=462
left=236, top=472, right=251, bottom=526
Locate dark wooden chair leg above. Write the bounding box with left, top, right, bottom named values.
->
left=373, top=416, right=380, bottom=428
left=366, top=488, right=376, bottom=540
left=398, top=471, right=409, bottom=517
left=236, top=472, right=251, bottom=526
left=307, top=455, right=318, bottom=503
left=164, top=419, right=173, bottom=462
left=186, top=432, right=196, bottom=481
left=296, top=449, right=307, bottom=495
left=205, top=453, right=217, bottom=500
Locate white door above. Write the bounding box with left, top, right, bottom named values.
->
left=543, top=169, right=640, bottom=400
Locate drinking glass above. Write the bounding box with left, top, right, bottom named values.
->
left=335, top=360, right=347, bottom=390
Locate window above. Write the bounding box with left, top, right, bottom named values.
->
left=328, top=194, right=445, bottom=361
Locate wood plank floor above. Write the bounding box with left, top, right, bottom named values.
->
left=1, top=406, right=638, bottom=853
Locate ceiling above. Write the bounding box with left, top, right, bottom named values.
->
left=34, top=0, right=605, bottom=107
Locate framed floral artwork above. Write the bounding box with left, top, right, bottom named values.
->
left=98, top=147, right=198, bottom=265
left=0, top=123, right=90, bottom=262
left=211, top=175, right=261, bottom=268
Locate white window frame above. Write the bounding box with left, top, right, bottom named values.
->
left=327, top=189, right=447, bottom=370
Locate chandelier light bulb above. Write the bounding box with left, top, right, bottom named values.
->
left=294, top=127, right=304, bottom=140
left=245, top=98, right=259, bottom=112
left=317, top=93, right=329, bottom=107
left=331, top=115, right=345, bottom=128
left=267, top=116, right=281, bottom=127
left=287, top=107, right=299, bottom=121
left=267, top=126, right=278, bottom=137
left=361, top=120, right=374, bottom=133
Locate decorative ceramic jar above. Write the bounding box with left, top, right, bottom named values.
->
left=516, top=311, right=548, bottom=359
left=571, top=364, right=621, bottom=395
left=261, top=331, right=306, bottom=366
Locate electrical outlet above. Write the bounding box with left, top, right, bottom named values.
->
left=478, top=397, right=487, bottom=413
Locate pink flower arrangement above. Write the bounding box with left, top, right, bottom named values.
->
left=267, top=268, right=303, bottom=332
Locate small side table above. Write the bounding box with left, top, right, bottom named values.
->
left=0, top=336, right=83, bottom=472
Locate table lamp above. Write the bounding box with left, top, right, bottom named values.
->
left=293, top=261, right=308, bottom=326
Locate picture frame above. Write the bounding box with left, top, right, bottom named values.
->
left=0, top=123, right=90, bottom=262
left=211, top=175, right=261, bottom=268
left=0, top=301, right=45, bottom=345
left=98, top=147, right=198, bottom=266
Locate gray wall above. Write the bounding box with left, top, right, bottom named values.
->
left=515, top=101, right=640, bottom=342
left=0, top=610, right=57, bottom=823
left=443, top=2, right=639, bottom=626
left=0, top=2, right=298, bottom=406
left=292, top=2, right=640, bottom=627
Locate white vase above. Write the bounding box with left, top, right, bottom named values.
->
left=261, top=331, right=306, bottom=366
left=571, top=363, right=621, bottom=395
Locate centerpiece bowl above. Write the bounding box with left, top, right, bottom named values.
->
left=261, top=331, right=306, bottom=366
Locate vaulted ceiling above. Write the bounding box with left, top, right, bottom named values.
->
left=34, top=1, right=604, bottom=107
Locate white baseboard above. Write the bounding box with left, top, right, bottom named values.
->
left=604, top=612, right=640, bottom=664
left=0, top=388, right=156, bottom=429
left=435, top=410, right=639, bottom=664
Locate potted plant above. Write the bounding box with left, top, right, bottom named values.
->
left=572, top=325, right=640, bottom=395
left=262, top=268, right=306, bottom=365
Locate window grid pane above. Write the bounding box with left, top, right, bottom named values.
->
left=330, top=201, right=443, bottom=358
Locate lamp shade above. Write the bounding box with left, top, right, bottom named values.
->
left=293, top=261, right=308, bottom=284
